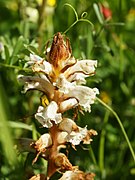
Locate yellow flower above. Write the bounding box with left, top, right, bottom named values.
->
left=47, top=0, right=56, bottom=7
left=36, top=0, right=56, bottom=6
left=100, top=91, right=111, bottom=104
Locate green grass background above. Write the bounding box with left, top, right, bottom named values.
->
left=0, top=0, right=135, bottom=179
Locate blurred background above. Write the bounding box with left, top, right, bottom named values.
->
left=0, top=0, right=135, bottom=179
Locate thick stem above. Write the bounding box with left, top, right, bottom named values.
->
left=47, top=124, right=59, bottom=178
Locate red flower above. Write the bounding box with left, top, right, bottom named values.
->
left=101, top=4, right=112, bottom=20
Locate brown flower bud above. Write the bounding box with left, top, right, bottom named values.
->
left=29, top=174, right=46, bottom=180
left=49, top=32, right=72, bottom=68
left=34, top=134, right=52, bottom=152
left=83, top=129, right=98, bottom=144
left=54, top=153, right=72, bottom=171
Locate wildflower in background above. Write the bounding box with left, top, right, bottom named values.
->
left=47, top=0, right=56, bottom=7
left=100, top=91, right=111, bottom=104
left=19, top=32, right=99, bottom=179
left=0, top=42, right=4, bottom=53
left=100, top=2, right=112, bottom=20
left=25, top=7, right=39, bottom=23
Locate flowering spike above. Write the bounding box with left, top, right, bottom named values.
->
left=19, top=32, right=99, bottom=179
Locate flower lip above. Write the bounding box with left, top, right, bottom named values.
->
left=67, top=126, right=88, bottom=145
left=34, top=133, right=52, bottom=151
left=18, top=75, right=54, bottom=99
left=64, top=60, right=97, bottom=83
left=35, top=101, right=62, bottom=128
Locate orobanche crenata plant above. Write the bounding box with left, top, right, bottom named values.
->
left=18, top=32, right=99, bottom=180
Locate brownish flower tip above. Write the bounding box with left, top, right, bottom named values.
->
left=29, top=174, right=46, bottom=180
left=59, top=169, right=95, bottom=180
left=49, top=32, right=72, bottom=68
left=85, top=173, right=95, bottom=180
left=54, top=153, right=73, bottom=171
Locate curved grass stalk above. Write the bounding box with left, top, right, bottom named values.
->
left=96, top=97, right=135, bottom=162
left=63, top=3, right=94, bottom=34
left=64, top=3, right=79, bottom=21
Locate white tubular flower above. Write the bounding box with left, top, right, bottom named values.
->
left=29, top=54, right=53, bottom=75
left=59, top=169, right=95, bottom=180
left=67, top=86, right=99, bottom=112
left=57, top=131, right=68, bottom=144
left=18, top=75, right=54, bottom=99
left=55, top=74, right=75, bottom=94
left=25, top=7, right=39, bottom=23
left=57, top=76, right=99, bottom=112
left=0, top=42, right=4, bottom=52
left=59, top=98, right=78, bottom=112
left=35, top=101, right=62, bottom=128
left=35, top=133, right=52, bottom=151
left=59, top=170, right=74, bottom=180
left=64, top=60, right=97, bottom=84
left=58, top=118, right=78, bottom=134
left=67, top=126, right=88, bottom=146
left=29, top=53, right=43, bottom=64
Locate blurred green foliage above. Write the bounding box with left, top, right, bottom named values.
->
left=0, top=0, right=135, bottom=179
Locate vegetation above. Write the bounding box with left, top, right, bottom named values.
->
left=0, top=0, right=135, bottom=179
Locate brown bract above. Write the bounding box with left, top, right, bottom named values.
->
left=48, top=32, right=71, bottom=68
left=29, top=174, right=46, bottom=180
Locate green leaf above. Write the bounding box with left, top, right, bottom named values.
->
left=8, top=121, right=32, bottom=131
left=10, top=36, right=24, bottom=65
left=0, top=77, right=18, bottom=166
left=93, top=3, right=104, bottom=25
left=4, top=45, right=10, bottom=64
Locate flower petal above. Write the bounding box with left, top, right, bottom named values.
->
left=67, top=126, right=88, bottom=145
left=64, top=60, right=97, bottom=83
left=59, top=98, right=78, bottom=112
left=27, top=54, right=53, bottom=75
left=58, top=118, right=78, bottom=133
left=35, top=101, right=62, bottom=128
left=35, top=133, right=52, bottom=151
left=18, top=75, right=54, bottom=99
left=67, top=86, right=99, bottom=112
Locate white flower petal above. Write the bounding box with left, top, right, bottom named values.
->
left=58, top=118, right=78, bottom=133
left=67, top=126, right=88, bottom=145
left=33, top=60, right=53, bottom=75
left=67, top=73, right=87, bottom=85
left=68, top=86, right=99, bottom=112
left=55, top=74, right=75, bottom=94
left=35, top=133, right=52, bottom=151
left=30, top=53, right=43, bottom=63
left=35, top=101, right=62, bottom=128
left=59, top=98, right=78, bottom=112
left=57, top=131, right=68, bottom=144
left=55, top=76, right=99, bottom=112
left=28, top=54, right=53, bottom=75
left=59, top=170, right=73, bottom=180
left=18, top=75, right=54, bottom=99
left=64, top=60, right=97, bottom=83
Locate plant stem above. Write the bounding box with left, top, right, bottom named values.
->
left=0, top=63, right=31, bottom=72
left=99, top=110, right=110, bottom=176
left=97, top=97, right=135, bottom=162
left=47, top=124, right=59, bottom=178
